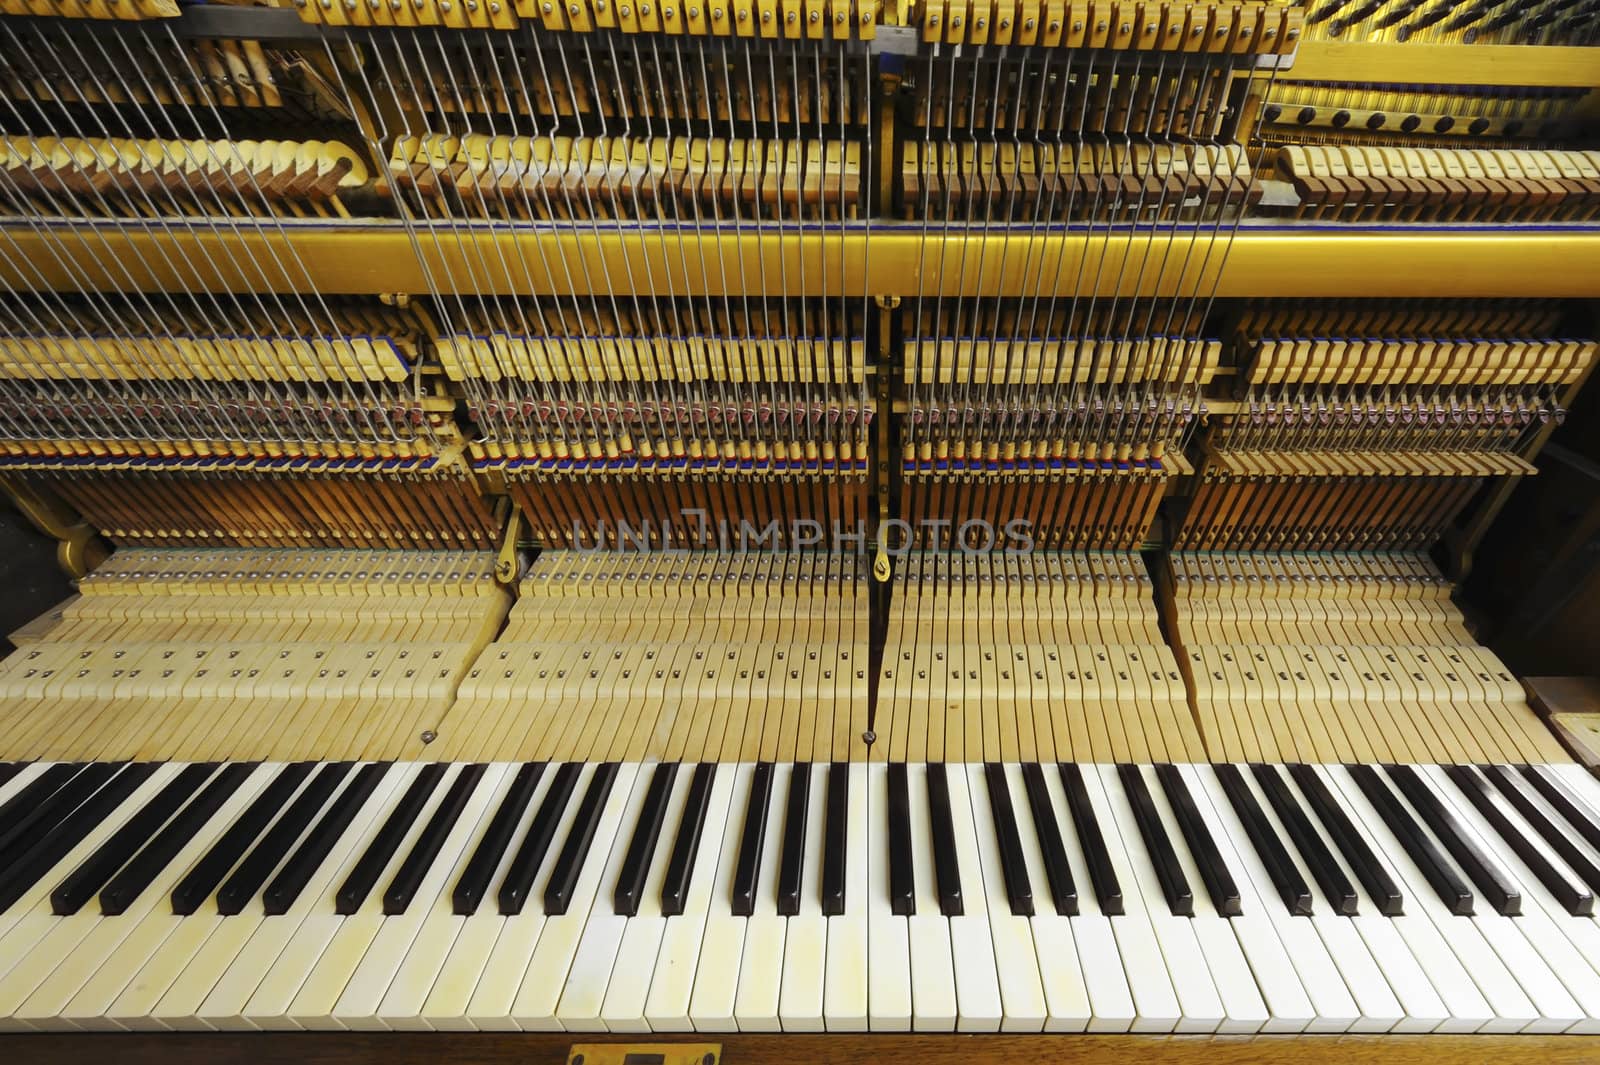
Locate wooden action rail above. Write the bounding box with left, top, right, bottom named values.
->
left=1241, top=337, right=1596, bottom=388
left=435, top=550, right=870, bottom=764
left=915, top=0, right=1302, bottom=51
left=0, top=0, right=178, bottom=19
left=1164, top=551, right=1571, bottom=765
left=0, top=548, right=511, bottom=763
left=875, top=551, right=1206, bottom=764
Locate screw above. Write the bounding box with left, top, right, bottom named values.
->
left=572, top=1057, right=585, bottom=1065
left=703, top=1056, right=715, bottom=1065
left=862, top=729, right=876, bottom=743
left=419, top=729, right=437, bottom=743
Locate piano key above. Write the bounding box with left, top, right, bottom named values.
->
left=171, top=762, right=315, bottom=917
left=0, top=763, right=62, bottom=837
left=1453, top=766, right=1593, bottom=917
left=925, top=763, right=963, bottom=917
left=905, top=762, right=957, bottom=1030
left=337, top=763, right=446, bottom=916
left=1116, top=763, right=1192, bottom=918
left=733, top=758, right=789, bottom=1030
left=1214, top=763, right=1313, bottom=917
left=452, top=761, right=544, bottom=917
left=779, top=763, right=829, bottom=1031
left=659, top=762, right=715, bottom=918
left=1522, top=765, right=1600, bottom=854
left=498, top=761, right=579, bottom=916
left=613, top=761, right=678, bottom=918
left=51, top=763, right=218, bottom=916
left=1153, top=764, right=1238, bottom=918
left=1287, top=763, right=1403, bottom=916
left=822, top=762, right=868, bottom=1030
left=263, top=762, right=391, bottom=917
left=942, top=765, right=1003, bottom=1032
left=821, top=762, right=850, bottom=918
left=0, top=762, right=120, bottom=872
left=885, top=761, right=916, bottom=917
left=1326, top=765, right=1541, bottom=1032
left=866, top=762, right=912, bottom=1031
left=384, top=763, right=486, bottom=916
left=1386, top=764, right=1518, bottom=916
left=646, top=762, right=738, bottom=1031
left=729, top=760, right=775, bottom=919
left=1252, top=763, right=1358, bottom=916
left=1018, top=762, right=1075, bottom=917
left=1096, top=764, right=1224, bottom=1032
left=687, top=763, right=756, bottom=1030
left=1481, top=766, right=1600, bottom=899
left=1056, top=763, right=1121, bottom=916
left=215, top=762, right=353, bottom=917
left=100, top=762, right=256, bottom=916
left=0, top=763, right=20, bottom=792
left=982, top=763, right=1035, bottom=918
left=1348, top=765, right=1473, bottom=915
left=964, top=764, right=1045, bottom=1031
left=543, top=762, right=620, bottom=917
left=776, top=761, right=812, bottom=919
left=0, top=762, right=157, bottom=915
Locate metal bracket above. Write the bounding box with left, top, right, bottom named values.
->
left=567, top=1044, right=722, bottom=1065
left=495, top=503, right=525, bottom=585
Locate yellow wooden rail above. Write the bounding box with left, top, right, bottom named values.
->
left=6, top=223, right=1600, bottom=298
left=1285, top=41, right=1600, bottom=89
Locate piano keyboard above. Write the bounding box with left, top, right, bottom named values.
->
left=5, top=756, right=1600, bottom=1033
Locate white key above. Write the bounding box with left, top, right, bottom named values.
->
left=733, top=762, right=787, bottom=1031
left=905, top=763, right=955, bottom=1031
left=1172, top=764, right=1314, bottom=1034
left=424, top=761, right=565, bottom=1031
left=942, top=765, right=1002, bottom=1032
left=964, top=764, right=1046, bottom=1031
left=1229, top=765, right=1404, bottom=1032
left=1324, top=765, right=1540, bottom=1033
left=378, top=763, right=521, bottom=1030
left=1072, top=765, right=1181, bottom=1033
left=687, top=763, right=752, bottom=1030
left=24, top=765, right=277, bottom=1031
left=1187, top=765, right=1360, bottom=1032
left=778, top=763, right=828, bottom=1032
left=822, top=763, right=868, bottom=1031
left=240, top=762, right=429, bottom=1030
left=592, top=764, right=698, bottom=1031
left=1094, top=764, right=1225, bottom=1033
left=1004, top=763, right=1090, bottom=1032
left=1134, top=764, right=1268, bottom=1034
left=865, top=763, right=911, bottom=1031
left=0, top=763, right=186, bottom=1026
left=645, top=762, right=738, bottom=1031
left=510, top=762, right=642, bottom=1029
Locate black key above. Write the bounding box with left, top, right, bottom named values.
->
left=264, top=762, right=391, bottom=915
left=1020, top=763, right=1076, bottom=916
left=1348, top=764, right=1472, bottom=916
left=52, top=762, right=218, bottom=915
left=886, top=762, right=916, bottom=917
left=985, top=763, right=1034, bottom=916
left=499, top=762, right=580, bottom=915
left=731, top=762, right=776, bottom=918
left=1117, top=764, right=1191, bottom=917
left=614, top=762, right=678, bottom=917
left=1453, top=766, right=1593, bottom=917
left=215, top=761, right=353, bottom=916
left=1215, top=764, right=1313, bottom=916
left=1521, top=765, right=1600, bottom=854
left=544, top=762, right=619, bottom=916
left=0, top=763, right=21, bottom=791
left=1288, top=763, right=1402, bottom=916
left=1058, top=763, right=1121, bottom=915
left=821, top=762, right=850, bottom=916
left=340, top=763, right=448, bottom=915
left=1252, top=763, right=1358, bottom=916
left=0, top=762, right=156, bottom=912
left=1386, top=764, right=1519, bottom=917
left=171, top=761, right=315, bottom=916
left=776, top=763, right=812, bottom=917
left=660, top=763, right=715, bottom=917
left=1155, top=764, right=1239, bottom=917
left=454, top=762, right=545, bottom=916
left=0, top=763, right=83, bottom=847
left=385, top=763, right=485, bottom=915
left=926, top=762, right=964, bottom=916
left=0, top=762, right=118, bottom=865
left=1485, top=765, right=1600, bottom=897
left=100, top=762, right=256, bottom=916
